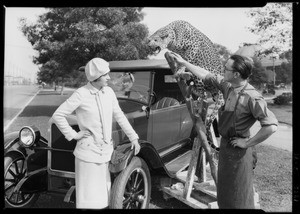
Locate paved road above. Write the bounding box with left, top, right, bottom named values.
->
left=251, top=121, right=292, bottom=152
left=3, top=85, right=40, bottom=130
left=256, top=89, right=293, bottom=152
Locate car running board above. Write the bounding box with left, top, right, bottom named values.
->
left=165, top=150, right=193, bottom=175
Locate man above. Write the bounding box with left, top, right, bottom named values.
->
left=170, top=52, right=278, bottom=209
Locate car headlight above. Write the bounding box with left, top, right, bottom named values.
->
left=19, top=126, right=40, bottom=147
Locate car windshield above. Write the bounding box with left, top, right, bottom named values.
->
left=108, top=71, right=151, bottom=104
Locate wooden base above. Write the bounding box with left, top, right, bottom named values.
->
left=176, top=171, right=216, bottom=198
left=162, top=186, right=216, bottom=209
left=161, top=170, right=261, bottom=209
left=162, top=159, right=218, bottom=209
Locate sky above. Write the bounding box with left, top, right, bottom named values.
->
left=4, top=7, right=261, bottom=82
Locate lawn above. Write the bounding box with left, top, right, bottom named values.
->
left=254, top=99, right=293, bottom=212
left=254, top=144, right=292, bottom=212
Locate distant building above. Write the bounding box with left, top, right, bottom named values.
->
left=4, top=75, right=14, bottom=85
left=4, top=75, right=33, bottom=86
left=12, top=76, right=25, bottom=85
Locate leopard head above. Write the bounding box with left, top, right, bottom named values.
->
left=148, top=27, right=175, bottom=55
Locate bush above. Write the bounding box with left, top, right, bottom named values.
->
left=262, top=84, right=276, bottom=95
left=273, top=92, right=292, bottom=105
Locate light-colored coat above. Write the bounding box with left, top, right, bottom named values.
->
left=52, top=82, right=139, bottom=163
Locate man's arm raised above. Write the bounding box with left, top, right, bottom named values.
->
left=169, top=52, right=210, bottom=79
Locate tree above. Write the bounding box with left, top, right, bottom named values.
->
left=37, top=60, right=60, bottom=89
left=277, top=61, right=292, bottom=84
left=65, top=70, right=87, bottom=88
left=213, top=43, right=232, bottom=65
left=246, top=3, right=292, bottom=56
left=276, top=50, right=292, bottom=84
left=279, top=49, right=292, bottom=62
left=248, top=56, right=268, bottom=88
left=20, top=7, right=151, bottom=90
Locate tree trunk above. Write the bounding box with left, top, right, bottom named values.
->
left=60, top=82, right=65, bottom=95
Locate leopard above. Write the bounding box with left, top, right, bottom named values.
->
left=148, top=20, right=225, bottom=184
left=148, top=20, right=224, bottom=124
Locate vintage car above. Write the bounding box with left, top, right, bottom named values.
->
left=4, top=59, right=205, bottom=209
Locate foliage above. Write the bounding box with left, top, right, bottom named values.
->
left=273, top=92, right=292, bottom=105
left=20, top=7, right=152, bottom=86
left=279, top=49, right=292, bottom=62
left=276, top=61, right=292, bottom=84
left=65, top=70, right=87, bottom=88
left=213, top=43, right=232, bottom=65
left=213, top=43, right=268, bottom=87
left=246, top=3, right=292, bottom=56
left=37, top=60, right=60, bottom=84
left=275, top=50, right=292, bottom=84
left=249, top=56, right=268, bottom=87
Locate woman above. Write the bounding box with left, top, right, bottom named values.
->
left=169, top=52, right=278, bottom=209
left=52, top=58, right=140, bottom=209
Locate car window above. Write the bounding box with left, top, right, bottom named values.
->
left=108, top=71, right=151, bottom=103
left=152, top=71, right=185, bottom=105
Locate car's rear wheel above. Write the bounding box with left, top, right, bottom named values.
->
left=110, top=157, right=151, bottom=209
left=4, top=152, right=39, bottom=208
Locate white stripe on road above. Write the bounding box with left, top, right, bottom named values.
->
left=4, top=89, right=41, bottom=132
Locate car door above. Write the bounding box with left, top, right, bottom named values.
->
left=148, top=70, right=192, bottom=152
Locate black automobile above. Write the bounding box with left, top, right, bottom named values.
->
left=5, top=59, right=218, bottom=209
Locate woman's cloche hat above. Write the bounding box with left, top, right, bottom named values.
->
left=85, top=58, right=110, bottom=81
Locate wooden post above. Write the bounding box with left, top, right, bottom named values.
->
left=183, top=137, right=202, bottom=199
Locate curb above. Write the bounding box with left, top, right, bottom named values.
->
left=4, top=89, right=41, bottom=132
left=278, top=121, right=292, bottom=126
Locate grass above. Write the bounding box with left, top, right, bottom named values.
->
left=254, top=144, right=292, bottom=212
left=254, top=100, right=292, bottom=212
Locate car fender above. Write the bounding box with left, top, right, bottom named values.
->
left=13, top=167, right=48, bottom=194
left=137, top=140, right=174, bottom=178
left=4, top=131, right=27, bottom=158
left=5, top=131, right=49, bottom=172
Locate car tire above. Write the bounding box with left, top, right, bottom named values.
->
left=109, top=157, right=151, bottom=209
left=4, top=152, right=39, bottom=208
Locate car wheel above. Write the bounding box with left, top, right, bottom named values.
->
left=4, top=153, right=39, bottom=208
left=110, top=157, right=151, bottom=209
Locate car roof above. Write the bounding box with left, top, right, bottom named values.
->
left=79, top=59, right=170, bottom=72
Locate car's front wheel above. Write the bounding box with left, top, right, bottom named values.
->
left=4, top=152, right=39, bottom=208
left=110, top=157, right=151, bottom=209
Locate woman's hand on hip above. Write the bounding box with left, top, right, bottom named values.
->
left=131, top=139, right=140, bottom=155
left=74, top=130, right=91, bottom=140
left=229, top=137, right=249, bottom=149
